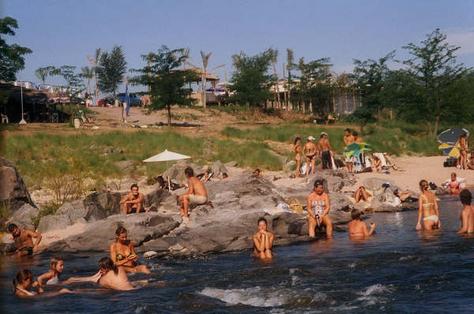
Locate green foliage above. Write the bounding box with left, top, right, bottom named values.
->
left=230, top=49, right=275, bottom=107
left=35, top=66, right=55, bottom=84
left=0, top=16, right=32, bottom=81
left=97, top=46, right=127, bottom=95
left=132, top=46, right=198, bottom=126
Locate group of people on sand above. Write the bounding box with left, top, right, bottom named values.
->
left=11, top=225, right=151, bottom=297
left=293, top=132, right=334, bottom=177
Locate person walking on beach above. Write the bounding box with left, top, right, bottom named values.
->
left=253, top=217, right=274, bottom=260
left=348, top=209, right=376, bottom=240
left=416, top=180, right=440, bottom=231
left=458, top=189, right=474, bottom=234
left=307, top=179, right=333, bottom=238
left=7, top=223, right=42, bottom=256
left=293, top=136, right=303, bottom=177
left=304, top=136, right=318, bottom=176
left=120, top=184, right=145, bottom=214
left=318, top=132, right=333, bottom=170
left=178, top=167, right=208, bottom=222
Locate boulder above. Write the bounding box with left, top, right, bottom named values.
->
left=163, top=161, right=203, bottom=184
left=362, top=177, right=397, bottom=195
left=210, top=160, right=229, bottom=178
left=83, top=191, right=122, bottom=221
left=37, top=214, right=72, bottom=233
left=114, top=160, right=136, bottom=171
left=56, top=200, right=88, bottom=223
left=7, top=203, right=39, bottom=230
left=0, top=157, right=36, bottom=211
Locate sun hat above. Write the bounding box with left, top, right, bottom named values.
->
left=307, top=136, right=315, bottom=141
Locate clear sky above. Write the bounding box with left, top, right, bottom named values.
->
left=2, top=0, right=474, bottom=90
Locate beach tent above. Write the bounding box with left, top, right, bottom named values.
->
left=437, top=128, right=469, bottom=145
left=143, top=150, right=191, bottom=190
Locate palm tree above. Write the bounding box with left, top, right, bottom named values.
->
left=81, top=66, right=94, bottom=95
left=286, top=49, right=295, bottom=111
left=200, top=51, right=212, bottom=109
left=35, top=66, right=55, bottom=85
left=268, top=49, right=281, bottom=109
left=87, top=48, right=101, bottom=104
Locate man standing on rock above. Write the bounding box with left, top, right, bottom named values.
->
left=318, top=132, right=333, bottom=170
left=307, top=180, right=333, bottom=238
left=178, top=167, right=208, bottom=222
left=120, top=184, right=145, bottom=214
left=304, top=136, right=319, bottom=176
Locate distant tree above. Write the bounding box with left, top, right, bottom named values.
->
left=296, top=57, right=332, bottom=114
left=230, top=49, right=275, bottom=107
left=0, top=17, right=32, bottom=81
left=402, top=29, right=467, bottom=136
left=267, top=48, right=281, bottom=108
left=200, top=50, right=212, bottom=109
left=81, top=66, right=94, bottom=94
left=97, top=46, right=127, bottom=96
left=59, top=65, right=83, bottom=93
left=132, top=46, right=198, bottom=127
left=35, top=66, right=55, bottom=84
left=286, top=48, right=296, bottom=111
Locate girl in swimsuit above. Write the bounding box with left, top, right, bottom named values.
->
left=294, top=137, right=303, bottom=177
left=458, top=133, right=468, bottom=170
left=252, top=217, right=274, bottom=260
left=13, top=269, right=71, bottom=297
left=307, top=179, right=333, bottom=238
left=416, top=180, right=441, bottom=231
left=37, top=257, right=64, bottom=286
left=110, top=226, right=150, bottom=274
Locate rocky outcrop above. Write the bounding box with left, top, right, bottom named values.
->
left=7, top=203, right=39, bottom=230
left=0, top=157, right=35, bottom=211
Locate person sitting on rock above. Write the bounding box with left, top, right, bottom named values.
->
left=120, top=184, right=145, bottom=214
left=348, top=209, right=376, bottom=240
left=307, top=179, right=333, bottom=238
left=110, top=226, right=150, bottom=274
left=458, top=189, right=474, bottom=234
left=253, top=217, right=274, bottom=260
left=354, top=186, right=372, bottom=203
left=64, top=257, right=135, bottom=291
left=7, top=223, right=42, bottom=257
left=178, top=167, right=208, bottom=222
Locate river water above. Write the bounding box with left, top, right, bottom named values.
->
left=1, top=195, right=473, bottom=313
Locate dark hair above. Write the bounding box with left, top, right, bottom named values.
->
left=451, top=172, right=457, bottom=177
left=460, top=189, right=472, bottom=205
left=98, top=257, right=118, bottom=274
left=352, top=130, right=359, bottom=137
left=257, top=217, right=267, bottom=225
left=130, top=184, right=139, bottom=190
left=115, top=226, right=127, bottom=236
left=184, top=167, right=194, bottom=178
left=344, top=128, right=352, bottom=133
left=294, top=136, right=301, bottom=145
left=13, top=269, right=33, bottom=291
left=7, top=223, right=18, bottom=233
left=351, top=209, right=362, bottom=220
left=419, top=179, right=429, bottom=191
left=314, top=179, right=324, bottom=188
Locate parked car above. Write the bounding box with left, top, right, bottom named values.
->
left=117, top=93, right=142, bottom=106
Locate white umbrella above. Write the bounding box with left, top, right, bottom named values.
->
left=143, top=149, right=191, bottom=163
left=143, top=149, right=191, bottom=191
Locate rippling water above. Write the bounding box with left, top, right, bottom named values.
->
left=2, top=195, right=474, bottom=313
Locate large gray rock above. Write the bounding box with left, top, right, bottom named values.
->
left=163, top=160, right=203, bottom=184
left=37, top=214, right=72, bottom=233
left=56, top=200, right=88, bottom=223
left=83, top=191, right=122, bottom=221
left=7, top=203, right=39, bottom=230
left=210, top=160, right=229, bottom=178
left=363, top=177, right=397, bottom=195
left=0, top=157, right=36, bottom=211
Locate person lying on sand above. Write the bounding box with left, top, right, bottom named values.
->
left=354, top=186, right=372, bottom=203
left=7, top=223, right=42, bottom=256
left=178, top=167, right=208, bottom=222
left=37, top=257, right=65, bottom=286
left=110, top=226, right=150, bottom=274
left=458, top=189, right=474, bottom=234
left=304, top=136, right=318, bottom=175
left=253, top=217, right=274, bottom=260
left=64, top=257, right=134, bottom=291
left=307, top=180, right=333, bottom=238
left=416, top=180, right=441, bottom=231
left=120, top=184, right=145, bottom=214
left=348, top=209, right=376, bottom=240
left=13, top=269, right=71, bottom=297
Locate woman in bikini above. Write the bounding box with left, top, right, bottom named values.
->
left=293, top=137, right=303, bottom=177
left=307, top=179, right=333, bottom=238
left=110, top=226, right=150, bottom=274
left=252, top=217, right=274, bottom=260
left=416, top=180, right=441, bottom=231
left=37, top=257, right=64, bottom=286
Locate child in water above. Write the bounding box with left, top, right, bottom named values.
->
left=37, top=257, right=64, bottom=286
left=13, top=269, right=72, bottom=298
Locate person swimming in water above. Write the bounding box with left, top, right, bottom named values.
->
left=307, top=179, right=333, bottom=238
left=416, top=180, right=441, bottom=231
left=13, top=269, right=71, bottom=297
left=7, top=223, right=42, bottom=256
left=110, top=226, right=150, bottom=274
left=37, top=257, right=64, bottom=286
left=347, top=209, right=376, bottom=240
left=64, top=257, right=135, bottom=291
left=458, top=189, right=474, bottom=234
left=252, top=217, right=274, bottom=260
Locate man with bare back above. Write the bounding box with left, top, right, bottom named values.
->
left=178, top=167, right=208, bottom=222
